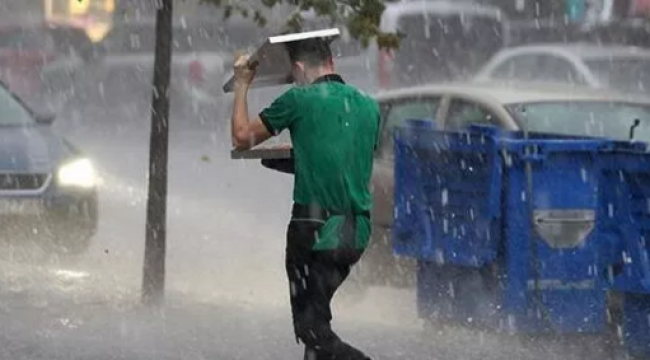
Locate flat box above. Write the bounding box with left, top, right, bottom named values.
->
left=222, top=28, right=341, bottom=93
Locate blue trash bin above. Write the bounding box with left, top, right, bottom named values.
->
left=394, top=122, right=613, bottom=334
left=499, top=133, right=611, bottom=334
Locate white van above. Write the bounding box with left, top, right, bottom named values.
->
left=375, top=0, right=510, bottom=90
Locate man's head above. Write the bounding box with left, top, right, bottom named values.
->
left=285, top=37, right=335, bottom=85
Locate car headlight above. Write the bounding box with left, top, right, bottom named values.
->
left=58, top=158, right=97, bottom=188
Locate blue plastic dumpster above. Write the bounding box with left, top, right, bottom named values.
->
left=392, top=121, right=650, bottom=355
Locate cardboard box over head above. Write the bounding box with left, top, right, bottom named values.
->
left=222, top=28, right=341, bottom=93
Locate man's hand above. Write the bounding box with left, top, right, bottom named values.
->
left=233, top=54, right=257, bottom=88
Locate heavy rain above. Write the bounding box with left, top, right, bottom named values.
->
left=1, top=0, right=650, bottom=359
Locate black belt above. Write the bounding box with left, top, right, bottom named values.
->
left=291, top=203, right=369, bottom=250
left=291, top=203, right=370, bottom=221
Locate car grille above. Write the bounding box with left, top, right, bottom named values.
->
left=0, top=173, right=50, bottom=191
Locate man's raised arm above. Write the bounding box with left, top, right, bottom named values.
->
left=230, top=55, right=273, bottom=151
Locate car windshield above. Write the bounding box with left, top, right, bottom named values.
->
left=0, top=84, right=34, bottom=126
left=507, top=101, right=650, bottom=142
left=584, top=58, right=650, bottom=94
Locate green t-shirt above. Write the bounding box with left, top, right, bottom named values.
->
left=259, top=74, right=381, bottom=250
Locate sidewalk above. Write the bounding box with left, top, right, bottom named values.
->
left=0, top=244, right=615, bottom=360
left=0, top=279, right=421, bottom=360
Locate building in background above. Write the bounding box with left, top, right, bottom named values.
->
left=0, top=0, right=116, bottom=42
left=45, top=0, right=115, bottom=41
left=113, top=0, right=293, bottom=25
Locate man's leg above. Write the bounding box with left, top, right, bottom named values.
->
left=285, top=219, right=323, bottom=357
left=294, top=250, right=371, bottom=360
left=285, top=238, right=312, bottom=346
left=284, top=213, right=370, bottom=360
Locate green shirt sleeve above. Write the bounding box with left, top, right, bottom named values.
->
left=259, top=88, right=297, bottom=136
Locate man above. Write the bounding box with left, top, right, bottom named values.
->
left=229, top=37, right=380, bottom=360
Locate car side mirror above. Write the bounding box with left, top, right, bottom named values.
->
left=34, top=113, right=56, bottom=125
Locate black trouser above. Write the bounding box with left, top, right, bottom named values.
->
left=286, top=203, right=370, bottom=360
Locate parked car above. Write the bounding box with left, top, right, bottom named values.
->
left=473, top=43, right=650, bottom=95
left=0, top=80, right=98, bottom=254
left=0, top=20, right=98, bottom=113
left=349, top=81, right=650, bottom=294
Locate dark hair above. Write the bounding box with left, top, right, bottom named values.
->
left=284, top=37, right=333, bottom=66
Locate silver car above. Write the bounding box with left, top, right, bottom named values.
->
left=474, top=43, right=650, bottom=95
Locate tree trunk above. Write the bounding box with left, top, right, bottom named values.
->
left=142, top=0, right=173, bottom=306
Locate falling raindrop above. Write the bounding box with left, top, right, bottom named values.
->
left=435, top=249, right=445, bottom=264
left=504, top=152, right=513, bottom=167
left=507, top=314, right=517, bottom=334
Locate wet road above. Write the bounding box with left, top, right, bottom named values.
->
left=0, top=97, right=627, bottom=360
